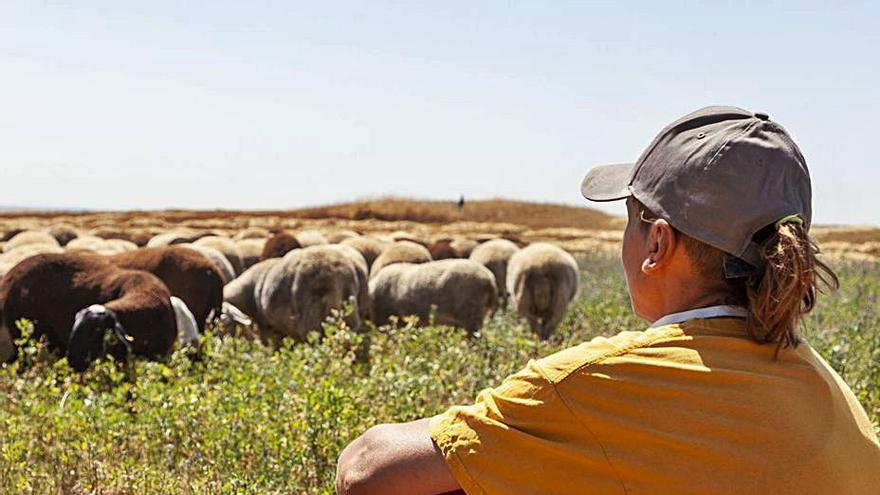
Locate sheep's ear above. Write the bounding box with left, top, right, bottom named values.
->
left=114, top=322, right=134, bottom=351
left=223, top=302, right=252, bottom=326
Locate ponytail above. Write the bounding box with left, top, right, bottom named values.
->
left=638, top=199, right=839, bottom=354
left=743, top=220, right=838, bottom=354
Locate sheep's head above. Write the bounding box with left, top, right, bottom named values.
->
left=68, top=305, right=132, bottom=372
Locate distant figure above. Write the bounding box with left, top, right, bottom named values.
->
left=457, top=195, right=465, bottom=211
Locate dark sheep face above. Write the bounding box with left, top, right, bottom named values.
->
left=67, top=305, right=131, bottom=372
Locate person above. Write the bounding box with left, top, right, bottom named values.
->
left=335, top=106, right=880, bottom=494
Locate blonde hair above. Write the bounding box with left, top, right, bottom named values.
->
left=639, top=202, right=839, bottom=352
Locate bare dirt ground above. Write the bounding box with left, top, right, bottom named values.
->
left=0, top=198, right=876, bottom=261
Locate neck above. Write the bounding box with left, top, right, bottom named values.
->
left=647, top=278, right=737, bottom=322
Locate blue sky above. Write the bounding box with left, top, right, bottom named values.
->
left=1, top=2, right=877, bottom=225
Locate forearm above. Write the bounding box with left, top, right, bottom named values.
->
left=336, top=418, right=460, bottom=495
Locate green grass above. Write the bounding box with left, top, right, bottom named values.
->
left=1, top=254, right=877, bottom=494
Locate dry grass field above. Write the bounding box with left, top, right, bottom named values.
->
left=1, top=197, right=877, bottom=260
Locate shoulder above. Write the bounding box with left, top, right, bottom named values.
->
left=536, top=325, right=686, bottom=384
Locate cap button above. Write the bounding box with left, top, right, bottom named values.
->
left=754, top=112, right=770, bottom=120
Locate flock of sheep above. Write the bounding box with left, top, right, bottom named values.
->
left=0, top=224, right=580, bottom=371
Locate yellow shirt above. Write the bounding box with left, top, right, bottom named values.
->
left=429, top=317, right=880, bottom=494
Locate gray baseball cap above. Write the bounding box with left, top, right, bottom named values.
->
left=580, top=105, right=811, bottom=268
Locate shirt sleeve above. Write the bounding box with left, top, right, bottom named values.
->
left=428, top=358, right=622, bottom=495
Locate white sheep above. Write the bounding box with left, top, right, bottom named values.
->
left=223, top=245, right=363, bottom=341
left=0, top=243, right=65, bottom=278
left=295, top=230, right=329, bottom=247
left=369, top=241, right=432, bottom=278
left=170, top=296, right=200, bottom=345
left=235, top=238, right=267, bottom=270
left=506, top=242, right=579, bottom=339
left=340, top=236, right=389, bottom=271
left=193, top=236, right=245, bottom=276
left=369, top=259, right=498, bottom=333
left=180, top=243, right=237, bottom=284
left=469, top=238, right=520, bottom=308
left=234, top=227, right=271, bottom=240
left=3, top=230, right=60, bottom=253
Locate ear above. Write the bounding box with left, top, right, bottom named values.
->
left=114, top=321, right=134, bottom=351
left=223, top=302, right=253, bottom=326
left=641, top=219, right=677, bottom=274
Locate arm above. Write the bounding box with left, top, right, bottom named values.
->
left=336, top=418, right=462, bottom=495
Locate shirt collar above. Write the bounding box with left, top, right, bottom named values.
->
left=650, top=305, right=748, bottom=329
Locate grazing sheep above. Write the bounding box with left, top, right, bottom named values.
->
left=223, top=245, right=362, bottom=341
left=108, top=246, right=224, bottom=332
left=146, top=231, right=201, bottom=248
left=170, top=296, right=199, bottom=345
left=105, top=238, right=138, bottom=253
left=0, top=252, right=179, bottom=371
left=260, top=232, right=301, bottom=261
left=90, top=229, right=153, bottom=247
left=450, top=238, right=478, bottom=258
left=66, top=235, right=135, bottom=255
left=180, top=244, right=237, bottom=284
left=340, top=236, right=388, bottom=271
left=236, top=238, right=267, bottom=270
left=0, top=244, right=65, bottom=277
left=389, top=231, right=427, bottom=247
left=295, top=230, right=329, bottom=247
left=4, top=230, right=60, bottom=253
left=428, top=239, right=459, bottom=260
left=369, top=259, right=498, bottom=333
left=370, top=241, right=432, bottom=278
left=47, top=223, right=79, bottom=246
left=193, top=236, right=245, bottom=276
left=1, top=228, right=25, bottom=242
left=0, top=318, right=12, bottom=363
left=469, top=238, right=520, bottom=308
left=325, top=229, right=360, bottom=244
left=506, top=243, right=579, bottom=339
left=327, top=244, right=372, bottom=322
left=234, top=227, right=271, bottom=240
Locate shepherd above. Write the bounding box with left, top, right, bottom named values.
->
left=336, top=106, right=880, bottom=494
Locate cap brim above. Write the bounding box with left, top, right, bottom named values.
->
left=580, top=162, right=634, bottom=202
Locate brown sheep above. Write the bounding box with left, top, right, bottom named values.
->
left=108, top=247, right=224, bottom=332
left=369, top=259, right=498, bottom=334
left=469, top=238, right=521, bottom=308
left=428, top=239, right=459, bottom=260
left=0, top=252, right=178, bottom=371
left=369, top=241, right=432, bottom=278
left=506, top=243, right=579, bottom=339
left=260, top=232, right=302, bottom=261
left=90, top=229, right=153, bottom=247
